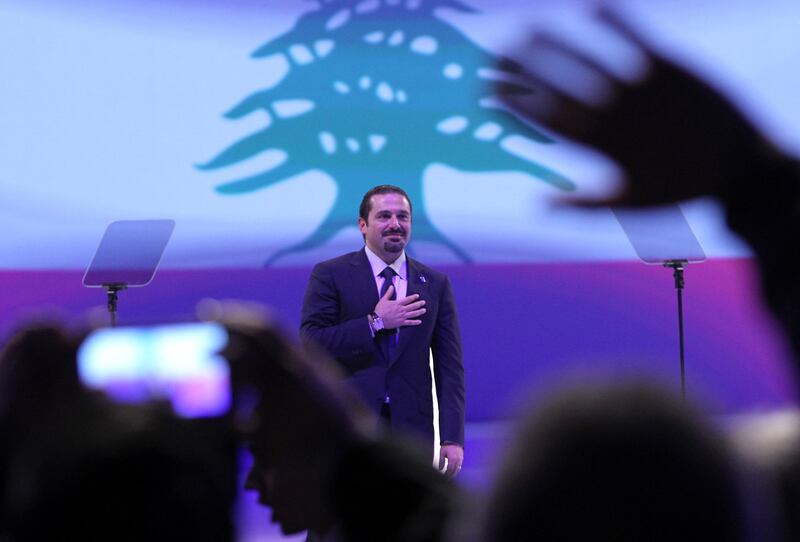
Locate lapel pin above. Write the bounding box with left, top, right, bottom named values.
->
left=419, top=274, right=426, bottom=283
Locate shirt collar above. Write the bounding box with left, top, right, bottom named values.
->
left=364, top=245, right=407, bottom=280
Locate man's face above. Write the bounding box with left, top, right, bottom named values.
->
left=244, top=454, right=329, bottom=535
left=358, top=192, right=412, bottom=263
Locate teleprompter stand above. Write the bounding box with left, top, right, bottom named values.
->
left=663, top=260, right=688, bottom=398
left=104, top=283, right=127, bottom=328
left=613, top=206, right=706, bottom=399
left=83, top=220, right=175, bottom=327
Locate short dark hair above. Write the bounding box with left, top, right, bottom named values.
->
left=358, top=185, right=412, bottom=222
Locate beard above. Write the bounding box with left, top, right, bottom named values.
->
left=382, top=229, right=406, bottom=254
left=383, top=239, right=405, bottom=253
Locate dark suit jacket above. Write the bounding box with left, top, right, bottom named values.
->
left=300, top=249, right=465, bottom=447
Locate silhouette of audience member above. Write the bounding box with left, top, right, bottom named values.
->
left=222, top=310, right=364, bottom=538
left=484, top=383, right=747, bottom=542
left=0, top=324, right=237, bottom=542
left=495, top=6, right=800, bottom=360
left=732, top=410, right=800, bottom=542
left=0, top=324, right=92, bottom=532
left=219, top=305, right=463, bottom=542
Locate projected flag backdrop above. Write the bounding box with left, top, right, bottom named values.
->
left=2, top=0, right=799, bottom=417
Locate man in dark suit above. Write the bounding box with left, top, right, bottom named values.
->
left=300, top=185, right=465, bottom=477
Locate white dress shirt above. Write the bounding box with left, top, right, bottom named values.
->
left=364, top=245, right=407, bottom=300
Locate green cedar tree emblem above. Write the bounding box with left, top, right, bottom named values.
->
left=199, top=0, right=574, bottom=264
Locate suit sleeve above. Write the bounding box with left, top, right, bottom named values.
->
left=300, top=263, right=377, bottom=362
left=431, top=276, right=465, bottom=447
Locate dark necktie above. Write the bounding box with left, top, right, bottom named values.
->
left=379, top=266, right=397, bottom=301
left=378, top=266, right=397, bottom=360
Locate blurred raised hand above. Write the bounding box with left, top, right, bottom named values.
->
left=495, top=7, right=781, bottom=207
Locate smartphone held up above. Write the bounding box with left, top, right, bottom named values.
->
left=78, top=322, right=231, bottom=418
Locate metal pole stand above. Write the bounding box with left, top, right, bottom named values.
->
left=663, top=260, right=687, bottom=399
left=104, top=283, right=127, bottom=328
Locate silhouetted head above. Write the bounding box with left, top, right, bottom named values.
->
left=245, top=433, right=336, bottom=536
left=0, top=324, right=82, bottom=418
left=731, top=409, right=800, bottom=541
left=13, top=411, right=236, bottom=542
left=1, top=322, right=237, bottom=542
left=485, top=382, right=746, bottom=542
left=223, top=312, right=369, bottom=537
